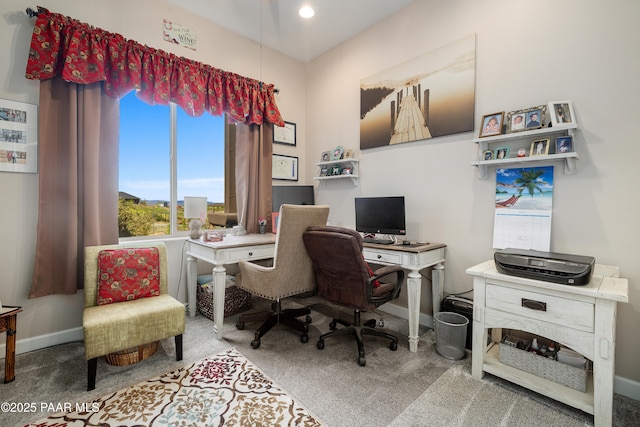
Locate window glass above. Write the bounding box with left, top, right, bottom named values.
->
left=119, top=92, right=226, bottom=238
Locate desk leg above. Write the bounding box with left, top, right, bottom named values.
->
left=186, top=254, right=198, bottom=318
left=212, top=263, right=227, bottom=340
left=4, top=315, right=17, bottom=383
left=407, top=269, right=421, bottom=352
left=593, top=298, right=617, bottom=426
left=431, top=263, right=445, bottom=321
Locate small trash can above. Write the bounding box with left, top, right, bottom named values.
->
left=435, top=311, right=469, bottom=360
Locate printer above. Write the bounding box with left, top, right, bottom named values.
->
left=494, top=248, right=595, bottom=286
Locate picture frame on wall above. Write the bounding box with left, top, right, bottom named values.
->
left=273, top=121, right=296, bottom=146
left=506, top=109, right=527, bottom=133
left=530, top=138, right=550, bottom=156
left=0, top=98, right=38, bottom=174
left=272, top=154, right=298, bottom=181
left=479, top=112, right=504, bottom=138
left=494, top=147, right=510, bottom=160
left=320, top=151, right=330, bottom=162
left=483, top=150, right=494, bottom=160
left=524, top=105, right=546, bottom=130
left=555, top=135, right=573, bottom=153
left=548, top=101, right=575, bottom=127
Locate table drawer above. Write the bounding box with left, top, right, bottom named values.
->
left=226, top=245, right=274, bottom=263
left=363, top=249, right=402, bottom=265
left=486, top=284, right=594, bottom=332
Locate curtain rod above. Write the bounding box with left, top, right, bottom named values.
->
left=24, top=7, right=280, bottom=95
left=26, top=7, right=40, bottom=18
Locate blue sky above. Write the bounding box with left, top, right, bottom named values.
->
left=119, top=91, right=225, bottom=203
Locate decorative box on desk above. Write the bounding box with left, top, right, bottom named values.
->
left=196, top=274, right=252, bottom=320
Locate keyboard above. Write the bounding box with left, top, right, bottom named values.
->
left=363, top=238, right=394, bottom=245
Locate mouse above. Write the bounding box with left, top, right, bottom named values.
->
left=402, top=240, right=411, bottom=245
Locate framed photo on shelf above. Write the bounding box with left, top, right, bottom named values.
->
left=530, top=138, right=550, bottom=156
left=330, top=146, right=344, bottom=160
left=0, top=98, right=38, bottom=174
left=272, top=154, right=298, bottom=181
left=548, top=101, right=575, bottom=127
left=320, top=151, right=330, bottom=162
left=273, top=121, right=296, bottom=146
left=483, top=150, right=494, bottom=160
left=506, top=109, right=527, bottom=133
left=479, top=112, right=504, bottom=138
left=524, top=105, right=546, bottom=130
left=494, top=147, right=510, bottom=160
left=555, top=135, right=573, bottom=153
left=319, top=165, right=329, bottom=176
left=330, top=164, right=342, bottom=175
left=344, top=149, right=353, bottom=159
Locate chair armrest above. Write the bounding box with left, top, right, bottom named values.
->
left=368, top=265, right=405, bottom=303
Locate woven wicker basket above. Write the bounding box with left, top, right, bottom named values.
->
left=499, top=342, right=587, bottom=392
left=197, top=282, right=252, bottom=320
left=105, top=341, right=158, bottom=366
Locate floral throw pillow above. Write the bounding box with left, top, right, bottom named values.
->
left=97, top=247, right=161, bottom=305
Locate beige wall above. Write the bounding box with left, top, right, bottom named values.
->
left=306, top=0, right=640, bottom=394
left=1, top=0, right=638, bottom=398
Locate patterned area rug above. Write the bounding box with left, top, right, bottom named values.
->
left=25, top=348, right=325, bottom=426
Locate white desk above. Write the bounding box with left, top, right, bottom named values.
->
left=363, top=241, right=446, bottom=352
left=467, top=261, right=628, bottom=426
left=186, top=236, right=446, bottom=352
left=186, top=234, right=276, bottom=339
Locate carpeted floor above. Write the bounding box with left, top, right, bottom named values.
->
left=3, top=296, right=640, bottom=426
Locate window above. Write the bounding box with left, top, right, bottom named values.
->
left=118, top=91, right=226, bottom=238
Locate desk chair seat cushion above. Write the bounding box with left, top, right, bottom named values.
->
left=83, top=294, right=185, bottom=360
left=97, top=247, right=161, bottom=305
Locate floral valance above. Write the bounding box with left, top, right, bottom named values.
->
left=25, top=7, right=283, bottom=126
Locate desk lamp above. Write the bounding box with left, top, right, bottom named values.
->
left=183, top=196, right=207, bottom=239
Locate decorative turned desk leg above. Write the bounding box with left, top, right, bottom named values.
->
left=406, top=269, right=421, bottom=352
left=212, top=263, right=227, bottom=340
left=186, top=254, right=198, bottom=318
left=432, top=263, right=445, bottom=321
left=4, top=315, right=17, bottom=383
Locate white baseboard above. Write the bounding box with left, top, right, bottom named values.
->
left=0, top=326, right=84, bottom=357
left=378, top=303, right=640, bottom=401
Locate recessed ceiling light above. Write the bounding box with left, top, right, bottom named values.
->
left=299, top=6, right=315, bottom=19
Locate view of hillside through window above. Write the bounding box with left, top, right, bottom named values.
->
left=118, top=91, right=225, bottom=237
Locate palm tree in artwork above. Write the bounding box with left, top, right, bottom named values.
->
left=513, top=169, right=548, bottom=198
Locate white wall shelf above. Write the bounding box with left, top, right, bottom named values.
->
left=471, top=124, right=578, bottom=179
left=314, top=158, right=359, bottom=185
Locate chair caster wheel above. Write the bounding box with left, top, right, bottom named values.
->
left=236, top=322, right=245, bottom=330
left=251, top=339, right=261, bottom=349
left=305, top=315, right=312, bottom=324
left=301, top=333, right=309, bottom=343
left=358, top=356, right=366, bottom=366
left=389, top=340, right=398, bottom=351
left=317, top=340, right=325, bottom=350
left=329, top=320, right=337, bottom=330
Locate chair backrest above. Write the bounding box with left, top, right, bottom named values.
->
left=303, top=225, right=373, bottom=311
left=84, top=242, right=169, bottom=308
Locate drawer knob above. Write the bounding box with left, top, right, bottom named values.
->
left=377, top=254, right=382, bottom=259
left=248, top=251, right=253, bottom=256
left=521, top=298, right=547, bottom=311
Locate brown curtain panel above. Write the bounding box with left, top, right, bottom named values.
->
left=235, top=123, right=273, bottom=234
left=29, top=76, right=119, bottom=298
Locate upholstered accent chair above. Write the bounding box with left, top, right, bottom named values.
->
left=235, top=204, right=330, bottom=349
left=83, top=242, right=185, bottom=390
left=303, top=226, right=405, bottom=366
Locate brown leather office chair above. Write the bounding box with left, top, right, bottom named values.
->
left=303, top=225, right=405, bottom=366
left=236, top=204, right=330, bottom=349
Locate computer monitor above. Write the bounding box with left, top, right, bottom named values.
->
left=354, top=196, right=406, bottom=236
left=272, top=185, right=315, bottom=212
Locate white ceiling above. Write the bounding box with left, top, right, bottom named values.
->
left=166, top=0, right=415, bottom=63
